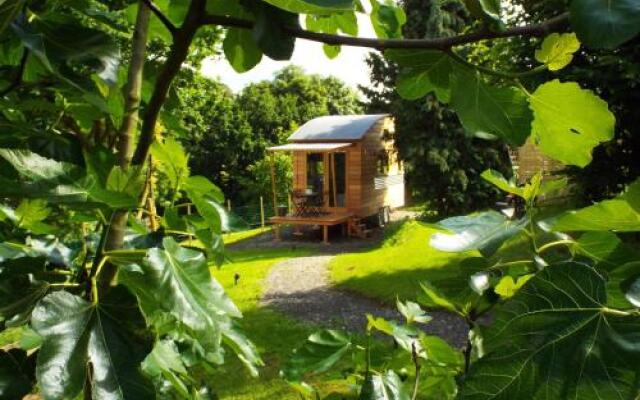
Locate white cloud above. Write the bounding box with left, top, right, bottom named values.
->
left=200, top=13, right=376, bottom=93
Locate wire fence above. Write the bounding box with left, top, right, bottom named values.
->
left=226, top=196, right=288, bottom=229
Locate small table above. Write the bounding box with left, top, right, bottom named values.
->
left=293, top=192, right=323, bottom=217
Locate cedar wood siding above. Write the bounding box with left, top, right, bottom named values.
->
left=359, top=117, right=402, bottom=216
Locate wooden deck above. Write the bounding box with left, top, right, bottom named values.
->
left=270, top=212, right=353, bottom=244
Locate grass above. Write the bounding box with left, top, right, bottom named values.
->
left=223, top=226, right=272, bottom=245
left=181, top=226, right=272, bottom=250
left=330, top=220, right=475, bottom=305
left=210, top=247, right=351, bottom=399
left=399, top=201, right=429, bottom=213
left=0, top=326, right=21, bottom=348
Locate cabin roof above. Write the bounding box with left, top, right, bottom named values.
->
left=267, top=143, right=351, bottom=152
left=288, top=114, right=389, bottom=142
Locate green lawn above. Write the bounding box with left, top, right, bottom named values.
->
left=330, top=220, right=475, bottom=305
left=211, top=247, right=351, bottom=399
left=182, top=227, right=272, bottom=250
left=223, top=226, right=272, bottom=245
left=0, top=326, right=21, bottom=348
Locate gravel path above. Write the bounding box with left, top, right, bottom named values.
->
left=261, top=255, right=470, bottom=348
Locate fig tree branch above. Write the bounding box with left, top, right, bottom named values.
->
left=200, top=12, right=569, bottom=50
left=142, top=0, right=177, bottom=35
left=131, top=0, right=205, bottom=165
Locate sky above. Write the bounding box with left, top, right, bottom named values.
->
left=200, top=13, right=376, bottom=93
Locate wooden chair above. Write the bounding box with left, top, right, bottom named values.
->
left=291, top=190, right=309, bottom=217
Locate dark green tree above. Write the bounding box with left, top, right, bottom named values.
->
left=174, top=69, right=260, bottom=201
left=361, top=0, right=512, bottom=216
left=238, top=65, right=363, bottom=144
left=485, top=0, right=640, bottom=203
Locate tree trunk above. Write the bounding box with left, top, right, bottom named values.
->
left=100, top=0, right=151, bottom=291
left=131, top=0, right=205, bottom=166
left=100, top=0, right=205, bottom=291
left=118, top=2, right=151, bottom=169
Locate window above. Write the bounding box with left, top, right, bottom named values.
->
left=306, top=153, right=324, bottom=195
left=377, top=150, right=389, bottom=175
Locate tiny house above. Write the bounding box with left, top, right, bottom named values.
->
left=267, top=114, right=404, bottom=243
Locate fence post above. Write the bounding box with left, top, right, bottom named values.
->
left=260, top=196, right=265, bottom=227
left=227, top=199, right=231, bottom=212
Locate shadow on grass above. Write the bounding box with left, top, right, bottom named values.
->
left=211, top=306, right=354, bottom=400
left=225, top=247, right=314, bottom=264
left=227, top=219, right=438, bottom=256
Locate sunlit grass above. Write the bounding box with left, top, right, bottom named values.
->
left=330, top=220, right=474, bottom=305
left=181, top=227, right=272, bottom=250
left=223, top=226, right=272, bottom=245
left=0, top=326, right=21, bottom=348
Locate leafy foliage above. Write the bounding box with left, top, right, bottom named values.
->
left=534, top=32, right=580, bottom=71
left=551, top=180, right=640, bottom=232
left=224, top=27, right=262, bottom=72
left=238, top=65, right=363, bottom=145
left=282, top=301, right=461, bottom=399
left=370, top=0, right=407, bottom=39
left=362, top=0, right=511, bottom=216
left=569, top=0, right=640, bottom=49
left=486, top=0, right=640, bottom=202
left=430, top=211, right=526, bottom=256
left=281, top=329, right=352, bottom=381
left=450, top=65, right=531, bottom=145
left=32, top=289, right=155, bottom=400
left=360, top=370, right=410, bottom=400
left=528, top=79, right=615, bottom=167
left=461, top=263, right=640, bottom=399
left=386, top=49, right=452, bottom=102
left=238, top=152, right=293, bottom=207
left=0, top=348, right=33, bottom=399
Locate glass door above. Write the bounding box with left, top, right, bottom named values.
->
left=328, top=152, right=346, bottom=208
left=306, top=153, right=325, bottom=206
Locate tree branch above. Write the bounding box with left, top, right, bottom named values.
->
left=445, top=48, right=547, bottom=79
left=131, top=0, right=205, bottom=166
left=201, top=12, right=569, bottom=50
left=100, top=0, right=152, bottom=293
left=410, top=341, right=421, bottom=400
left=0, top=48, right=29, bottom=97
left=142, top=0, right=177, bottom=35
left=119, top=0, right=151, bottom=169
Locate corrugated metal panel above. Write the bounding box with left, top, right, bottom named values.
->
left=267, top=142, right=352, bottom=152
left=288, top=114, right=389, bottom=142
left=374, top=174, right=404, bottom=190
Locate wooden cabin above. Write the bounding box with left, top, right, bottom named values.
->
left=510, top=140, right=564, bottom=184
left=267, top=114, right=404, bottom=244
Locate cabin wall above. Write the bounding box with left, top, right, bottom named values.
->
left=510, top=140, right=564, bottom=184
left=292, top=151, right=306, bottom=192
left=359, top=117, right=404, bottom=217
left=345, top=144, right=362, bottom=214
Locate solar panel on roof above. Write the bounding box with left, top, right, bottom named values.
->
left=288, top=114, right=389, bottom=142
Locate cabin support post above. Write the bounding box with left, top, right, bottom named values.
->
left=330, top=152, right=337, bottom=207
left=268, top=151, right=280, bottom=241
left=323, top=225, right=329, bottom=245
